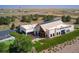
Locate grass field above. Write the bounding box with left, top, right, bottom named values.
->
left=34, top=29, right=79, bottom=52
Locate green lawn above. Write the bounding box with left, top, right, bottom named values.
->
left=34, top=30, right=79, bottom=52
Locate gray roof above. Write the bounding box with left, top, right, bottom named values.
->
left=0, top=30, right=15, bottom=40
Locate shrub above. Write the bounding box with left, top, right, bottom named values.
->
left=10, top=23, right=15, bottom=30
left=9, top=32, right=33, bottom=53
left=0, top=16, right=15, bottom=25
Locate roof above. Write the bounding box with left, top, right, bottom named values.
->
left=20, top=24, right=37, bottom=30
left=40, top=20, right=70, bottom=32
left=0, top=30, right=15, bottom=40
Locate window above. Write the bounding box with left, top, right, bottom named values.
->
left=50, top=34, right=52, bottom=37
left=53, top=33, right=55, bottom=36
left=57, top=32, right=58, bottom=35
left=67, top=29, right=70, bottom=32
left=59, top=32, right=60, bottom=35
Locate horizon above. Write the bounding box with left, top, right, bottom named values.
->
left=0, top=5, right=79, bottom=9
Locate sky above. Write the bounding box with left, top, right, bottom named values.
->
left=0, top=5, right=79, bottom=9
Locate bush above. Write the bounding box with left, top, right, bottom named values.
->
left=0, top=40, right=14, bottom=53
left=10, top=23, right=15, bottom=30
left=9, top=32, right=33, bottom=53
left=43, top=15, right=54, bottom=22
left=21, top=15, right=31, bottom=23
left=0, top=16, right=15, bottom=25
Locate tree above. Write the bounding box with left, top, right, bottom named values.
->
left=0, top=16, right=13, bottom=25
left=62, top=15, right=71, bottom=22
left=66, top=15, right=71, bottom=22
left=4, top=17, right=11, bottom=25
left=62, top=16, right=66, bottom=22
left=75, top=17, right=79, bottom=24
left=10, top=23, right=15, bottom=30
left=43, top=15, right=54, bottom=22
left=31, top=14, right=38, bottom=21
left=9, top=32, right=33, bottom=53
left=11, top=16, right=15, bottom=22
left=0, top=40, right=14, bottom=53
left=0, top=42, right=7, bottom=52
left=21, top=15, right=31, bottom=23
left=0, top=17, right=5, bottom=25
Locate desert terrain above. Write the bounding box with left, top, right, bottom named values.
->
left=0, top=8, right=79, bottom=30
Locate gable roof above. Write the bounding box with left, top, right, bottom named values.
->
left=40, top=20, right=69, bottom=32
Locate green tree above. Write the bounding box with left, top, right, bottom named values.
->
left=43, top=15, right=54, bottom=21
left=0, top=17, right=4, bottom=25
left=62, top=15, right=71, bottom=22
left=4, top=17, right=11, bottom=25
left=9, top=32, right=33, bottom=53
left=66, top=15, right=71, bottom=22
left=11, top=16, right=15, bottom=22
left=31, top=14, right=38, bottom=21
left=62, top=16, right=66, bottom=22
left=21, top=15, right=31, bottom=23
left=0, top=16, right=13, bottom=25
left=0, top=42, right=7, bottom=52
left=0, top=40, right=14, bottom=53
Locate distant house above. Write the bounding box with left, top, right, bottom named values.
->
left=20, top=19, right=74, bottom=38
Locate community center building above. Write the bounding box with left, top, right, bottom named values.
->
left=20, top=19, right=74, bottom=38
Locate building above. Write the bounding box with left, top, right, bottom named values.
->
left=39, top=20, right=74, bottom=38
left=20, top=20, right=74, bottom=38
left=20, top=24, right=37, bottom=35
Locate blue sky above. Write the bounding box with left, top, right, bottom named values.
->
left=0, top=5, right=79, bottom=9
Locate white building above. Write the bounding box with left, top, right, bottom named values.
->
left=20, top=20, right=74, bottom=38
left=40, top=20, right=74, bottom=38
left=20, top=24, right=37, bottom=35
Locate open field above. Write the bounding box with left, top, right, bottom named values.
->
left=0, top=9, right=79, bottom=18
left=0, top=8, right=79, bottom=31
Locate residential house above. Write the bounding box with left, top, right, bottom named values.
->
left=20, top=19, right=74, bottom=38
